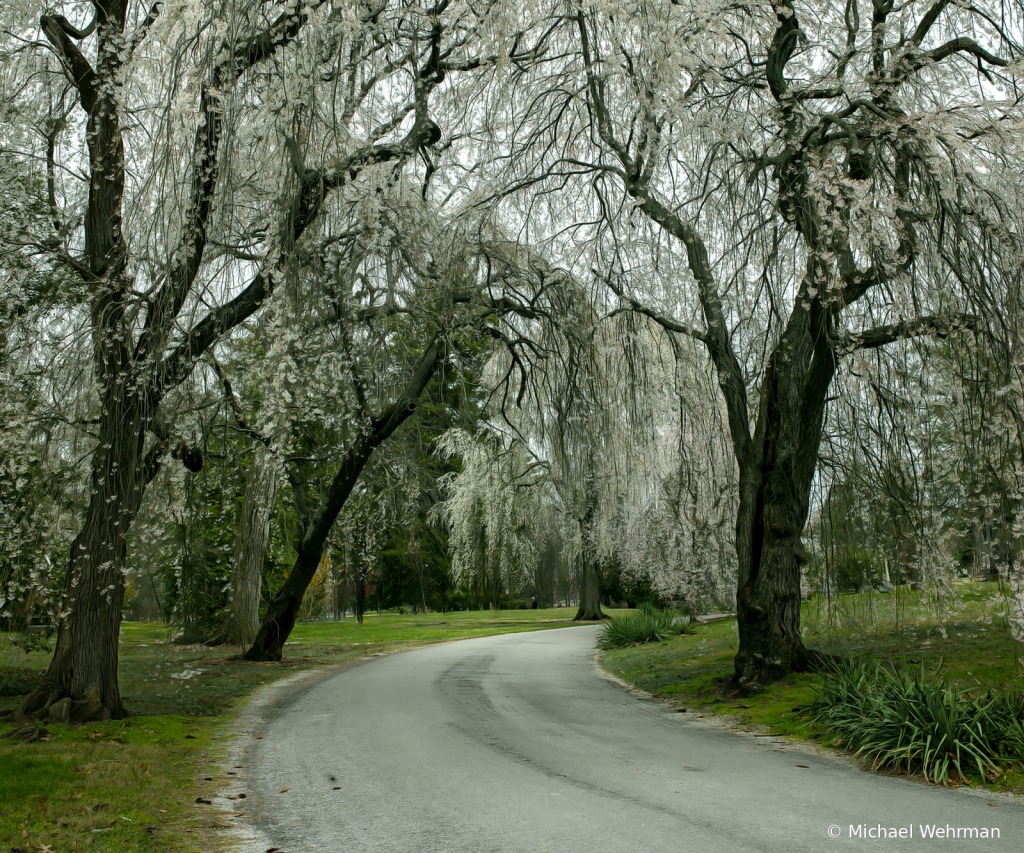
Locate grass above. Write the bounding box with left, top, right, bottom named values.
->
left=1, top=715, right=228, bottom=853
left=1, top=606, right=592, bottom=852
left=598, top=582, right=1024, bottom=794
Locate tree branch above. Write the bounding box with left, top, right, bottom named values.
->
left=39, top=15, right=98, bottom=113
left=834, top=313, right=979, bottom=353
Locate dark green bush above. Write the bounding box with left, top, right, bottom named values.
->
left=810, top=659, right=1024, bottom=786
left=596, top=608, right=696, bottom=649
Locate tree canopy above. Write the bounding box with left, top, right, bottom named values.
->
left=2, top=0, right=1023, bottom=716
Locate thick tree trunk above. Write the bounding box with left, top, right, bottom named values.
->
left=17, top=394, right=148, bottom=723
left=573, top=558, right=606, bottom=621
left=207, top=444, right=278, bottom=646
left=730, top=310, right=836, bottom=693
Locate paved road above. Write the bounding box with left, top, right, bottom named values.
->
left=234, top=626, right=1024, bottom=852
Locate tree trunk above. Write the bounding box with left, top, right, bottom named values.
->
left=245, top=441, right=374, bottom=659
left=573, top=558, right=606, bottom=621
left=207, top=444, right=278, bottom=646
left=730, top=310, right=836, bottom=692
left=356, top=568, right=366, bottom=623
left=17, top=394, right=149, bottom=723
left=243, top=337, right=443, bottom=660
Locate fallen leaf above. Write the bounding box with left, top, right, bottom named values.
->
left=332, top=787, right=341, bottom=790
left=144, top=729, right=156, bottom=735
left=195, top=797, right=213, bottom=804
left=237, top=793, right=247, bottom=798
left=796, top=764, right=809, bottom=768
left=279, top=786, right=289, bottom=793
left=184, top=734, right=197, bottom=739
left=73, top=792, right=83, bottom=799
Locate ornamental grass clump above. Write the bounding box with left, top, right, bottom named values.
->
left=810, top=659, right=1024, bottom=787
left=596, top=608, right=696, bottom=649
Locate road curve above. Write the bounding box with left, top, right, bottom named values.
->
left=234, top=626, right=1024, bottom=852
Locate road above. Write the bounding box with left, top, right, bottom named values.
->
left=232, top=625, right=1024, bottom=852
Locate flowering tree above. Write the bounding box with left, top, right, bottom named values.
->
left=2, top=0, right=555, bottom=719
left=537, top=0, right=1024, bottom=690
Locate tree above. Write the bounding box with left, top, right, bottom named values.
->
left=436, top=428, right=545, bottom=609
left=6, top=0, right=538, bottom=720
left=211, top=441, right=279, bottom=646
left=520, top=0, right=1024, bottom=689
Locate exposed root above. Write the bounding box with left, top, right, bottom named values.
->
left=16, top=681, right=122, bottom=724
left=572, top=606, right=610, bottom=622
left=1, top=724, right=52, bottom=742
left=731, top=642, right=844, bottom=697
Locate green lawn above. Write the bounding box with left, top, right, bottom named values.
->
left=598, top=582, right=1024, bottom=794
left=0, top=606, right=594, bottom=852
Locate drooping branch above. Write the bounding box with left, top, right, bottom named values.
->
left=575, top=12, right=752, bottom=463
left=154, top=131, right=428, bottom=396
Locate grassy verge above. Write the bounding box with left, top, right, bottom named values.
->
left=598, top=583, right=1024, bottom=795
left=1, top=607, right=592, bottom=852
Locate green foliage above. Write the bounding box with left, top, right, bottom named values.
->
left=596, top=607, right=696, bottom=649
left=828, top=548, right=882, bottom=593
left=601, top=564, right=669, bottom=608
left=809, top=659, right=1024, bottom=786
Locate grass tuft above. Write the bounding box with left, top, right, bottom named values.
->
left=596, top=608, right=696, bottom=650
left=809, top=658, right=1024, bottom=786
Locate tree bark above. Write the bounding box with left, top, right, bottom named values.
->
left=17, top=391, right=149, bottom=723
left=573, top=558, right=606, bottom=621
left=207, top=443, right=278, bottom=646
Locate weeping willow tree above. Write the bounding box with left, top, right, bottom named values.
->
left=481, top=0, right=1024, bottom=690
left=436, top=252, right=739, bottom=618
left=1, top=0, right=563, bottom=717
left=436, top=429, right=544, bottom=609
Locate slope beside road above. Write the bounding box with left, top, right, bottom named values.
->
left=228, top=626, right=1024, bottom=852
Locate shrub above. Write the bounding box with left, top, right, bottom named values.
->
left=810, top=659, right=1024, bottom=786
left=596, top=608, right=696, bottom=649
